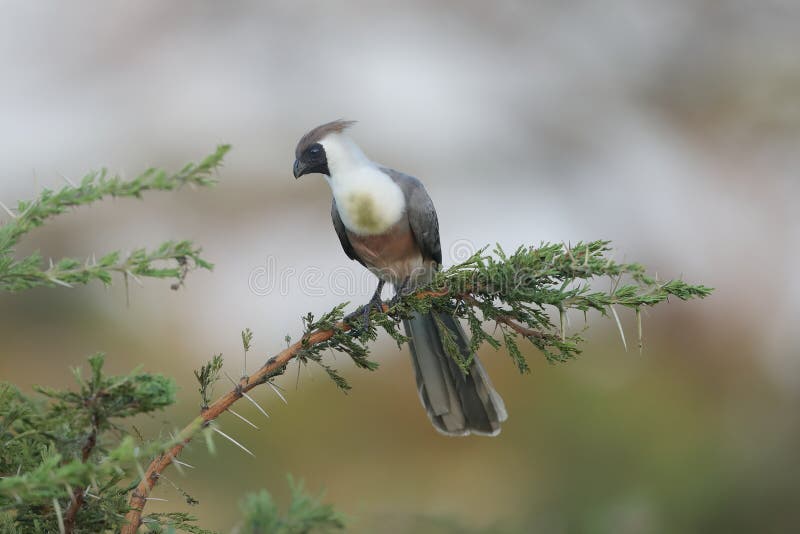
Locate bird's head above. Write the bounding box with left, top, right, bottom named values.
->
left=293, top=119, right=357, bottom=178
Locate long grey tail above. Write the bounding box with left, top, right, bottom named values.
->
left=402, top=311, right=508, bottom=436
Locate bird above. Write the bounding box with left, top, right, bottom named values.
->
left=293, top=120, right=507, bottom=436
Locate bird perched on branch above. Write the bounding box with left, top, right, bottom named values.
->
left=293, top=120, right=507, bottom=436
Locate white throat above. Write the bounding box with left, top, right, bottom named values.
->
left=320, top=134, right=406, bottom=235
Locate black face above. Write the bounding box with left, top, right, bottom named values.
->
left=293, top=143, right=329, bottom=178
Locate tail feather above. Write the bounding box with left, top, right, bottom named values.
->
left=403, top=311, right=508, bottom=436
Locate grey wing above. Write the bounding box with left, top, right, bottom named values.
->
left=331, top=199, right=366, bottom=267
left=382, top=167, right=442, bottom=265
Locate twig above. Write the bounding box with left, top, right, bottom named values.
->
left=121, top=249, right=712, bottom=531
left=63, top=412, right=99, bottom=533
left=120, top=286, right=545, bottom=532
left=461, top=294, right=548, bottom=340
left=120, top=320, right=349, bottom=532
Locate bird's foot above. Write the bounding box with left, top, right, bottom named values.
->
left=388, top=277, right=412, bottom=308
left=345, top=281, right=385, bottom=334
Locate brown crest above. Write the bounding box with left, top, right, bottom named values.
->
left=295, top=119, right=357, bottom=157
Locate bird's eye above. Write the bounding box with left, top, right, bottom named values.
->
left=309, top=146, right=320, bottom=156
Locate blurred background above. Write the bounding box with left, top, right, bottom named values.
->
left=1, top=1, right=799, bottom=532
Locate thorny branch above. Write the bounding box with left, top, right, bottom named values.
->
left=121, top=317, right=357, bottom=532
left=122, top=241, right=712, bottom=531
left=122, top=290, right=454, bottom=531
left=0, top=145, right=229, bottom=293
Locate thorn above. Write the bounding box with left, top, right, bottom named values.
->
left=126, top=269, right=144, bottom=287
left=203, top=426, right=216, bottom=455
left=267, top=381, right=288, bottom=405
left=610, top=305, right=628, bottom=352
left=53, top=498, right=66, bottom=534
left=85, top=492, right=100, bottom=500
left=171, top=457, right=185, bottom=476
left=59, top=172, right=77, bottom=187
left=145, top=497, right=169, bottom=502
left=124, top=271, right=130, bottom=308
left=222, top=370, right=239, bottom=387
left=228, top=408, right=259, bottom=430
left=0, top=200, right=17, bottom=219
left=49, top=257, right=55, bottom=269
left=565, top=242, right=575, bottom=262
left=242, top=391, right=270, bottom=419
left=224, top=370, right=270, bottom=419
left=636, top=307, right=643, bottom=355
left=19, top=199, right=38, bottom=218
left=173, top=459, right=195, bottom=469
left=212, top=426, right=255, bottom=457
left=49, top=277, right=73, bottom=289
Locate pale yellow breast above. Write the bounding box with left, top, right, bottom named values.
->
left=345, top=192, right=384, bottom=233
left=331, top=166, right=407, bottom=236
left=339, top=190, right=403, bottom=235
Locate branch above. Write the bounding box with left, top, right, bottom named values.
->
left=62, top=412, right=98, bottom=533
left=121, top=324, right=351, bottom=532
left=462, top=294, right=548, bottom=340
left=0, top=145, right=230, bottom=292
left=122, top=241, right=712, bottom=531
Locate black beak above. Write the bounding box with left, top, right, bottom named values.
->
left=293, top=159, right=306, bottom=179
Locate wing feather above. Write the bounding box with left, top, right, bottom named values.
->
left=331, top=199, right=366, bottom=267
left=381, top=167, right=442, bottom=265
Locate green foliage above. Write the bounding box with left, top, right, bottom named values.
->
left=194, top=354, right=224, bottom=410
left=241, top=329, right=253, bottom=353
left=2, top=358, right=337, bottom=534
left=383, top=241, right=712, bottom=370
left=292, top=241, right=711, bottom=392
left=0, top=146, right=712, bottom=532
left=143, top=512, right=216, bottom=534
left=0, top=356, right=177, bottom=532
left=295, top=303, right=381, bottom=393
left=0, top=145, right=229, bottom=292
left=0, top=147, right=241, bottom=533
left=237, top=476, right=345, bottom=534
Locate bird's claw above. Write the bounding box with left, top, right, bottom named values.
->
left=345, top=293, right=384, bottom=335
left=388, top=277, right=412, bottom=309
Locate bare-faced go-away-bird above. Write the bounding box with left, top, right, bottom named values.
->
left=292, top=120, right=507, bottom=436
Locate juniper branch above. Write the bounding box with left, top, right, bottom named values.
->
left=122, top=241, right=711, bottom=532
